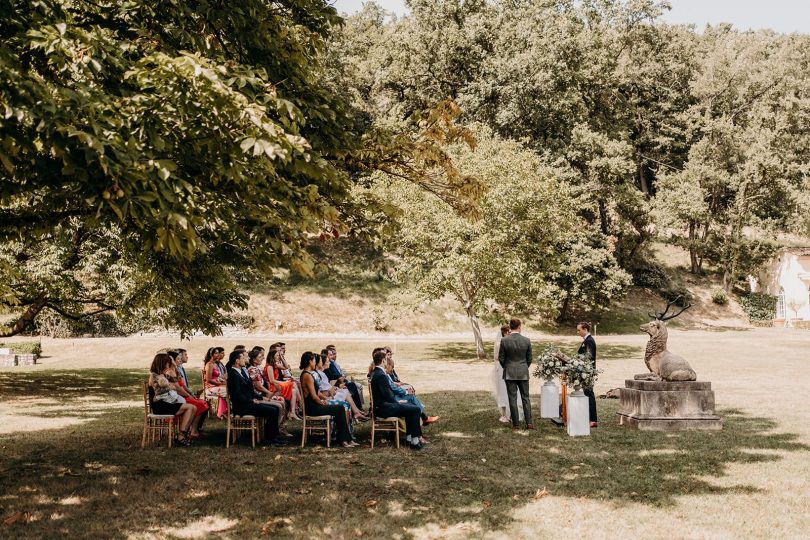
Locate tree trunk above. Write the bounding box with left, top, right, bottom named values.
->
left=556, top=290, right=571, bottom=323
left=688, top=221, right=700, bottom=274
left=467, top=310, right=486, bottom=359
left=0, top=296, right=48, bottom=337
left=638, top=158, right=650, bottom=195
left=598, top=199, right=609, bottom=235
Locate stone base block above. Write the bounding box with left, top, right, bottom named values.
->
left=617, top=379, right=722, bottom=431
left=0, top=354, right=16, bottom=367
left=617, top=413, right=722, bottom=431
left=16, top=354, right=37, bottom=366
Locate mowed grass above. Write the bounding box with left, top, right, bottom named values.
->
left=0, top=366, right=807, bottom=539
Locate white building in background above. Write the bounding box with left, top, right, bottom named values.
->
left=758, top=248, right=810, bottom=324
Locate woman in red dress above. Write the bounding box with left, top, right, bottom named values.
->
left=263, top=344, right=301, bottom=420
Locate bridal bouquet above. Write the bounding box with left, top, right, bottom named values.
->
left=532, top=345, right=565, bottom=381
left=562, top=354, right=601, bottom=389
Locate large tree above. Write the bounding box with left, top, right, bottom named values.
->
left=0, top=0, right=480, bottom=336
left=372, top=130, right=628, bottom=357
left=655, top=28, right=810, bottom=288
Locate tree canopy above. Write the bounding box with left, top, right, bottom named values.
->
left=0, top=0, right=478, bottom=336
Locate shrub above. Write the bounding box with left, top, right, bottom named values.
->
left=711, top=289, right=728, bottom=305
left=0, top=341, right=42, bottom=355
left=33, top=310, right=151, bottom=337
left=739, top=293, right=778, bottom=322
left=631, top=262, right=670, bottom=290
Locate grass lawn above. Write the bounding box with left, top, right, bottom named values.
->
left=1, top=329, right=809, bottom=538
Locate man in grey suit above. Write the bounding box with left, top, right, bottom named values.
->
left=498, top=318, right=534, bottom=430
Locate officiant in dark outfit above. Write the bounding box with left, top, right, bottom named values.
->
left=576, top=322, right=598, bottom=427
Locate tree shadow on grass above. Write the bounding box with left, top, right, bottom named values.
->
left=0, top=383, right=806, bottom=539
left=421, top=342, right=643, bottom=363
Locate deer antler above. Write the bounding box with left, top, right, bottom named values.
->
left=660, top=302, right=691, bottom=321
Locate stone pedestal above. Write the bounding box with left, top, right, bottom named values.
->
left=617, top=379, right=722, bottom=431
left=540, top=380, right=560, bottom=419
left=567, top=390, right=590, bottom=436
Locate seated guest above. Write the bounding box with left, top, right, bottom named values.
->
left=248, top=348, right=291, bottom=438
left=226, top=349, right=285, bottom=446
left=168, top=349, right=209, bottom=438
left=370, top=350, right=424, bottom=450
left=203, top=346, right=228, bottom=418
left=316, top=355, right=368, bottom=421
left=383, top=357, right=438, bottom=428
left=385, top=349, right=439, bottom=425
left=322, top=345, right=364, bottom=410
left=149, top=353, right=199, bottom=446
left=367, top=347, right=386, bottom=380
left=299, top=351, right=357, bottom=447
left=385, top=347, right=414, bottom=393
left=263, top=344, right=301, bottom=420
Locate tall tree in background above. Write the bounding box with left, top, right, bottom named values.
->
left=655, top=28, right=810, bottom=289
left=372, top=129, right=627, bottom=357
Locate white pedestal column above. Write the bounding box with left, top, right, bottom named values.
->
left=567, top=389, right=590, bottom=436
left=540, top=380, right=560, bottom=418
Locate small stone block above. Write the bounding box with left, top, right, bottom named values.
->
left=16, top=354, right=37, bottom=366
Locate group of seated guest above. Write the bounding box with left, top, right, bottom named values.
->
left=369, top=349, right=427, bottom=450
left=322, top=345, right=364, bottom=411
left=299, top=351, right=358, bottom=447
left=367, top=347, right=440, bottom=428
left=146, top=342, right=437, bottom=449
left=247, top=347, right=291, bottom=438
left=148, top=351, right=209, bottom=446
left=225, top=347, right=290, bottom=446
left=263, top=343, right=301, bottom=420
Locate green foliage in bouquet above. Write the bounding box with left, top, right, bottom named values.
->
left=562, top=354, right=602, bottom=389
left=532, top=345, right=565, bottom=381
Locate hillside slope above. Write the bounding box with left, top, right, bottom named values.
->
left=238, top=244, right=751, bottom=336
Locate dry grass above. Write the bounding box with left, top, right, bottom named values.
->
left=1, top=328, right=809, bottom=538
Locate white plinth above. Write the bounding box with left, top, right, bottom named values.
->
left=567, top=390, right=590, bottom=437
left=540, top=380, right=560, bottom=418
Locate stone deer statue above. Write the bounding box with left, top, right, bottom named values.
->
left=638, top=298, right=697, bottom=382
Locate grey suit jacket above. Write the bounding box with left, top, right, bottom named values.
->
left=498, top=332, right=532, bottom=381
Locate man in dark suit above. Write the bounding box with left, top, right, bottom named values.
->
left=226, top=351, right=284, bottom=445
left=576, top=322, right=598, bottom=427
left=498, top=318, right=534, bottom=430
left=369, top=350, right=424, bottom=450
left=322, top=345, right=364, bottom=410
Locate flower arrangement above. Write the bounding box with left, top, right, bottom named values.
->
left=562, top=354, right=601, bottom=389
left=532, top=345, right=565, bottom=381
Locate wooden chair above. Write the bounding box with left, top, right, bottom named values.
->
left=141, top=382, right=178, bottom=448
left=369, top=384, right=400, bottom=449
left=226, top=395, right=259, bottom=448
left=300, top=395, right=332, bottom=448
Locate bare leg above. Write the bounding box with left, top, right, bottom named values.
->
left=178, top=404, right=195, bottom=433
left=344, top=394, right=368, bottom=418
left=288, top=387, right=301, bottom=420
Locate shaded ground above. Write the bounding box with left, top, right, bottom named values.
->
left=0, top=369, right=806, bottom=539
left=2, top=329, right=810, bottom=538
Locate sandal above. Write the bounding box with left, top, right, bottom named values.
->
left=176, top=433, right=192, bottom=446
